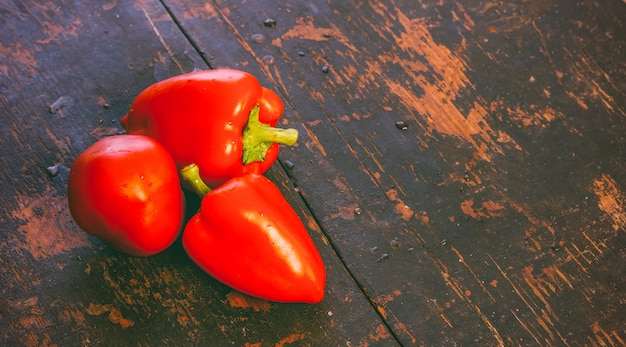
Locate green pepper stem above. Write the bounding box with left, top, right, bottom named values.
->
left=242, top=104, right=299, bottom=165
left=180, top=164, right=211, bottom=198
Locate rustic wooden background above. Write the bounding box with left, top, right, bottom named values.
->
left=1, top=0, right=624, bottom=346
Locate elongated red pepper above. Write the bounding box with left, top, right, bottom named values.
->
left=180, top=164, right=326, bottom=304
left=121, top=69, right=298, bottom=188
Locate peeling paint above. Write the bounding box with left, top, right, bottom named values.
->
left=328, top=203, right=360, bottom=221
left=431, top=257, right=505, bottom=345
left=368, top=324, right=391, bottom=342
left=0, top=41, right=37, bottom=76
left=274, top=16, right=357, bottom=51
left=385, top=188, right=414, bottom=221
left=175, top=1, right=217, bottom=20
left=102, top=0, right=117, bottom=11
left=374, top=9, right=504, bottom=162
left=460, top=199, right=505, bottom=219
left=275, top=333, right=307, bottom=347
left=107, top=307, right=135, bottom=329
left=593, top=174, right=626, bottom=231
left=226, top=292, right=271, bottom=312
left=11, top=191, right=89, bottom=260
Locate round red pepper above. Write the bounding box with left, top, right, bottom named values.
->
left=67, top=135, right=185, bottom=256
left=120, top=69, right=298, bottom=188
left=180, top=164, right=326, bottom=304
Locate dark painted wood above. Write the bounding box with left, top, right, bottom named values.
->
left=0, top=1, right=394, bottom=346
left=1, top=0, right=625, bottom=346
left=163, top=0, right=626, bottom=345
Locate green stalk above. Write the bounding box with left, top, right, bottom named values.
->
left=242, top=104, right=299, bottom=165
left=180, top=163, right=211, bottom=198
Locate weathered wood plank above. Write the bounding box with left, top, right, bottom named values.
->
left=163, top=0, right=626, bottom=345
left=0, top=0, right=396, bottom=346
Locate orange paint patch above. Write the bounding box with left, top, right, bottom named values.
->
left=495, top=130, right=522, bottom=151
left=431, top=257, right=506, bottom=344
left=23, top=1, right=82, bottom=45
left=177, top=315, right=189, bottom=326
left=373, top=290, right=402, bottom=305
left=6, top=297, right=39, bottom=310
left=0, top=41, right=37, bottom=77
left=11, top=191, right=90, bottom=260
left=520, top=265, right=564, bottom=334
left=506, top=105, right=562, bottom=128
left=86, top=304, right=134, bottom=329
left=19, top=315, right=52, bottom=330
left=589, top=321, right=624, bottom=346
left=451, top=3, right=475, bottom=31
left=328, top=203, right=360, bottom=221
left=542, top=265, right=573, bottom=290
left=37, top=17, right=82, bottom=45
left=176, top=2, right=217, bottom=19
left=524, top=226, right=543, bottom=252
left=376, top=305, right=387, bottom=319
left=460, top=199, right=505, bottom=219
left=97, top=95, right=108, bottom=107
left=593, top=174, right=626, bottom=231
left=369, top=324, right=392, bottom=342
left=556, top=44, right=626, bottom=117
left=62, top=308, right=87, bottom=328
left=386, top=188, right=414, bottom=220
left=482, top=201, right=505, bottom=216
left=86, top=303, right=112, bottom=316
left=276, top=333, right=306, bottom=347
left=305, top=214, right=322, bottom=233
left=226, top=292, right=271, bottom=312
left=102, top=1, right=117, bottom=11
left=377, top=10, right=502, bottom=162
left=274, top=16, right=356, bottom=51
left=393, top=322, right=418, bottom=343
left=108, top=307, right=134, bottom=329
left=416, top=210, right=430, bottom=224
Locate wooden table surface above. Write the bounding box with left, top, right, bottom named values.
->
left=1, top=0, right=625, bottom=346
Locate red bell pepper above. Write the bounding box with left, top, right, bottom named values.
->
left=180, top=164, right=326, bottom=303
left=120, top=69, right=298, bottom=188
left=67, top=135, right=185, bottom=256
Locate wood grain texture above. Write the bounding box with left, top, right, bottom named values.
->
left=1, top=0, right=624, bottom=345
left=163, top=0, right=626, bottom=345
left=1, top=1, right=394, bottom=346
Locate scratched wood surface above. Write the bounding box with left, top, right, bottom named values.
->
left=1, top=0, right=625, bottom=346
left=0, top=1, right=392, bottom=346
